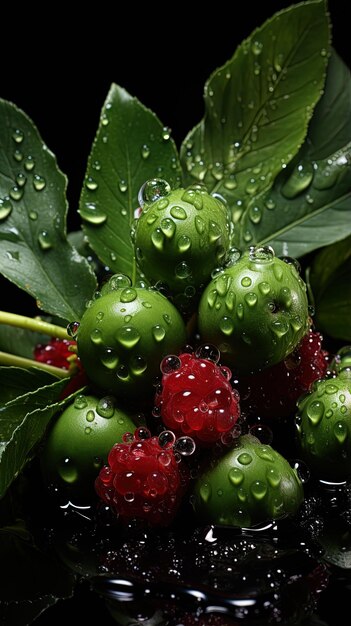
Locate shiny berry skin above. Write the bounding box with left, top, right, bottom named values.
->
left=295, top=370, right=351, bottom=480
left=198, top=247, right=309, bottom=374
left=155, top=350, right=240, bottom=445
left=34, top=338, right=79, bottom=370
left=95, top=430, right=185, bottom=526
left=76, top=282, right=186, bottom=401
left=134, top=185, right=231, bottom=313
left=41, top=394, right=137, bottom=501
left=237, top=330, right=328, bottom=420
left=192, top=434, right=303, bottom=527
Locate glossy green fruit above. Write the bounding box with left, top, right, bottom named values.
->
left=192, top=434, right=303, bottom=527
left=41, top=394, right=137, bottom=500
left=295, top=370, right=351, bottom=480
left=134, top=183, right=231, bottom=312
left=198, top=246, right=309, bottom=373
left=77, top=282, right=186, bottom=400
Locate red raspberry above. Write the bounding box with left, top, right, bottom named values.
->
left=155, top=347, right=240, bottom=445
left=34, top=338, right=79, bottom=371
left=237, top=330, right=329, bottom=420
left=95, top=429, right=186, bottom=526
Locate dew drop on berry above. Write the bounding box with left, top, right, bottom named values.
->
left=195, top=344, right=221, bottom=364
left=160, top=355, right=181, bottom=374
left=101, top=348, right=119, bottom=369
left=74, top=394, right=88, bottom=409
left=122, top=432, right=134, bottom=443
left=58, top=457, right=78, bottom=483
left=117, top=364, right=129, bottom=380
left=199, top=482, right=212, bottom=503
left=130, top=355, right=147, bottom=375
left=116, top=326, right=141, bottom=348
left=292, top=459, right=310, bottom=484
left=97, top=396, right=115, bottom=419
left=238, top=452, right=253, bottom=465
left=174, top=436, right=196, bottom=456
left=120, top=287, right=137, bottom=303
left=249, top=245, right=275, bottom=263
left=228, top=467, right=244, bottom=485
left=251, top=480, right=267, bottom=500
left=67, top=321, right=80, bottom=338
left=108, top=274, right=132, bottom=291
left=134, top=426, right=151, bottom=440
left=279, top=256, right=301, bottom=273
left=138, top=178, right=171, bottom=207
left=158, top=430, right=176, bottom=448
left=152, top=324, right=166, bottom=342
left=249, top=424, right=273, bottom=445
left=158, top=451, right=172, bottom=467
left=86, top=410, right=95, bottom=423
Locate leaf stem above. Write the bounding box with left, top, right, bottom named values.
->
left=0, top=311, right=70, bottom=340
left=0, top=351, right=70, bottom=378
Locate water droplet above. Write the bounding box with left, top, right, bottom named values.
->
left=152, top=324, right=166, bottom=342
left=271, top=319, right=289, bottom=337
left=130, top=355, right=147, bottom=375
left=116, top=326, right=141, bottom=348
left=160, top=217, right=176, bottom=238
left=67, top=321, right=80, bottom=338
left=241, top=276, right=252, bottom=287
left=80, top=202, right=107, bottom=225
left=265, top=197, right=276, bottom=210
left=170, top=205, right=187, bottom=220
left=9, top=186, right=23, bottom=201
left=333, top=421, right=348, bottom=444
left=177, top=235, right=191, bottom=253
left=228, top=467, right=244, bottom=486
left=13, top=149, right=23, bottom=162
left=307, top=400, right=324, bottom=425
left=219, top=316, right=234, bottom=335
left=120, top=287, right=137, bottom=303
left=160, top=355, right=181, bottom=374
left=117, top=364, right=129, bottom=380
left=23, top=157, right=35, bottom=174
left=251, top=480, right=267, bottom=500
left=33, top=174, right=46, bottom=191
left=194, top=215, right=205, bottom=235
left=325, top=384, right=338, bottom=395
left=245, top=178, right=259, bottom=195
left=108, top=274, right=131, bottom=291
left=224, top=174, right=237, bottom=190
left=101, top=348, right=119, bottom=369
left=85, top=176, right=98, bottom=191
left=245, top=292, right=258, bottom=307
left=74, top=395, right=88, bottom=409
left=313, top=159, right=340, bottom=190
left=258, top=281, right=271, bottom=295
left=38, top=230, right=53, bottom=250
left=238, top=452, right=252, bottom=465
left=0, top=198, right=13, bottom=221
left=118, top=179, right=128, bottom=193
left=86, top=409, right=95, bottom=423
left=139, top=178, right=171, bottom=206
left=146, top=212, right=157, bottom=225
left=251, top=40, right=263, bottom=55
left=249, top=246, right=275, bottom=263
left=281, top=162, right=314, bottom=199
left=175, top=260, right=191, bottom=278
left=97, top=396, right=115, bottom=418
left=16, top=173, right=26, bottom=188
left=162, top=126, right=171, bottom=141
left=12, top=129, right=24, bottom=144
left=151, top=228, right=164, bottom=251
left=90, top=328, right=103, bottom=344
left=58, top=457, right=78, bottom=483
left=266, top=467, right=281, bottom=487
left=249, top=205, right=262, bottom=224
left=199, top=482, right=212, bottom=503
left=174, top=436, right=196, bottom=456
left=141, top=144, right=150, bottom=159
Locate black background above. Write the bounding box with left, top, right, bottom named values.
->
left=1, top=1, right=349, bottom=222
left=1, top=2, right=351, bottom=624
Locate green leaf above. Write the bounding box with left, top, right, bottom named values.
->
left=238, top=52, right=351, bottom=256
left=0, top=99, right=97, bottom=321
left=0, top=520, right=75, bottom=625
left=79, top=84, right=182, bottom=282
left=309, top=235, right=351, bottom=341
left=180, top=0, right=329, bottom=224
left=0, top=366, right=58, bottom=405
left=0, top=377, right=74, bottom=498
left=0, top=324, right=49, bottom=360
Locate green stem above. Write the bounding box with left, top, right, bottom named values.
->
left=0, top=311, right=70, bottom=340
left=0, top=351, right=70, bottom=378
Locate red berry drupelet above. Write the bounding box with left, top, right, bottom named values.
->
left=34, top=338, right=79, bottom=371
left=95, top=428, right=186, bottom=526
left=237, top=330, right=329, bottom=420
left=155, top=346, right=241, bottom=445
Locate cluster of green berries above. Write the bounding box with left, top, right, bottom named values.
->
left=39, top=181, right=351, bottom=529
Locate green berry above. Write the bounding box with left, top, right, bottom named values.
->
left=295, top=370, right=351, bottom=480
left=192, top=434, right=303, bottom=527
left=40, top=394, right=137, bottom=500
left=134, top=183, right=231, bottom=312
left=77, top=282, right=186, bottom=400
left=198, top=246, right=309, bottom=373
